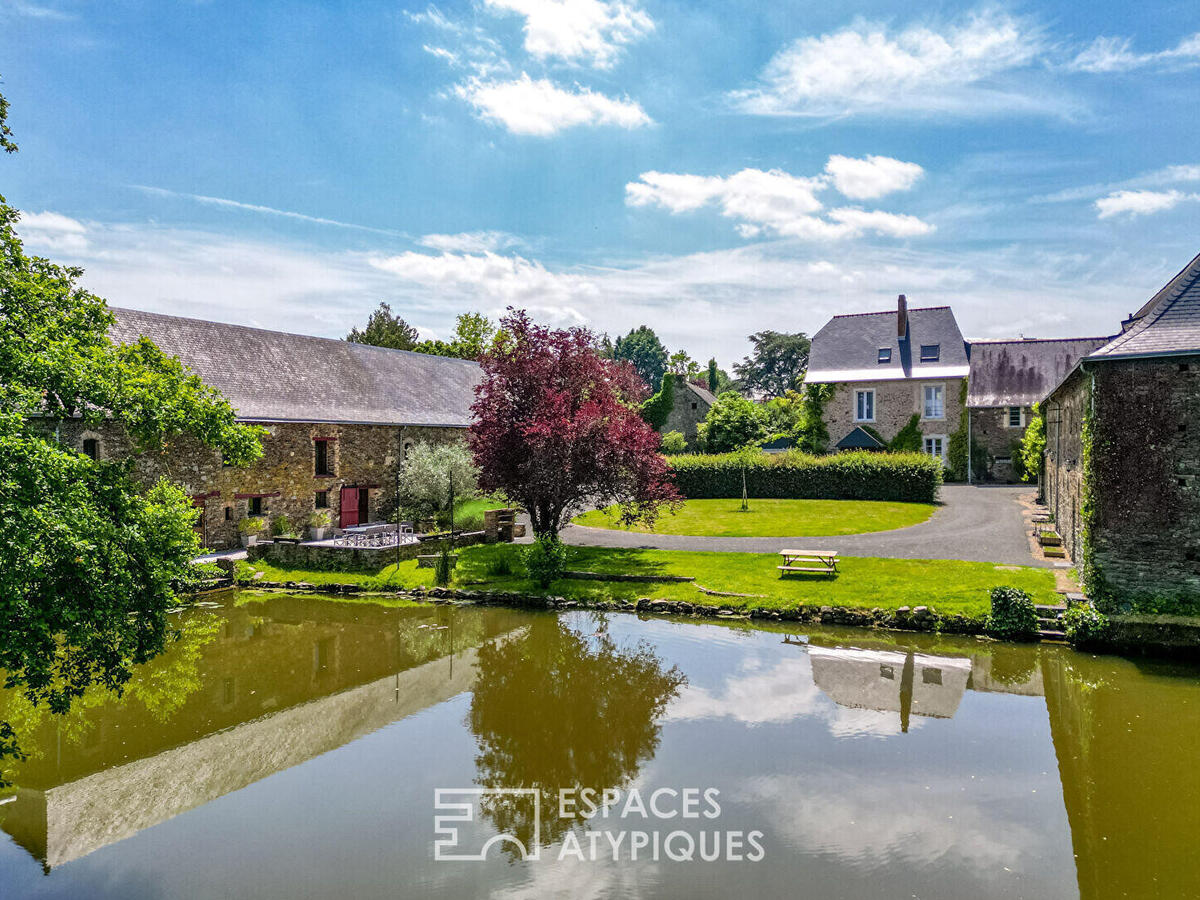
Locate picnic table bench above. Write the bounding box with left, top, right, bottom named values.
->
left=777, top=549, right=839, bottom=576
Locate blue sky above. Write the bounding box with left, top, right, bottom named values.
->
left=3, top=0, right=1200, bottom=365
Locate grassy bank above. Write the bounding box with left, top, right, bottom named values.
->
left=238, top=543, right=1057, bottom=618
left=573, top=498, right=938, bottom=537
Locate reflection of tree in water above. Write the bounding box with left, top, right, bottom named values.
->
left=0, top=611, right=221, bottom=786
left=468, top=614, right=686, bottom=855
left=988, top=644, right=1039, bottom=686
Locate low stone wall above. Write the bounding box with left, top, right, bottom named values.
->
left=248, top=532, right=486, bottom=573
left=1105, top=615, right=1200, bottom=657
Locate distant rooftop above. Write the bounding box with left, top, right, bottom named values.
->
left=967, top=337, right=1112, bottom=408
left=109, top=308, right=481, bottom=427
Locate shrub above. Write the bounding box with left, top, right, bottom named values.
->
left=1019, top=402, right=1046, bottom=485
left=986, top=586, right=1039, bottom=640
left=270, top=514, right=295, bottom=537
left=660, top=430, right=687, bottom=454
left=434, top=543, right=455, bottom=587
left=485, top=554, right=515, bottom=577
left=398, top=440, right=480, bottom=519
left=524, top=535, right=567, bottom=588
left=668, top=450, right=942, bottom=503
left=238, top=516, right=266, bottom=535
left=1062, top=606, right=1111, bottom=647
left=306, top=508, right=333, bottom=528
left=701, top=391, right=767, bottom=452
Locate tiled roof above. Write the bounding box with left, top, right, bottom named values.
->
left=1089, top=250, right=1200, bottom=359
left=109, top=308, right=481, bottom=426
left=805, top=306, right=970, bottom=383
left=966, top=337, right=1111, bottom=408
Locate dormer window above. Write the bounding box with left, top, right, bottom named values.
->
left=919, top=344, right=940, bottom=362
left=877, top=348, right=892, bottom=364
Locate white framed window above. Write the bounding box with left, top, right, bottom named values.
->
left=924, top=435, right=947, bottom=463
left=923, top=384, right=945, bottom=420
left=855, top=389, right=875, bottom=422
left=1007, top=406, right=1025, bottom=428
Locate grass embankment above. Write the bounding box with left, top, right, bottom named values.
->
left=238, top=543, right=1057, bottom=618
left=573, top=498, right=938, bottom=537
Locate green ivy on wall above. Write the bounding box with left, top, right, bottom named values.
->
left=1078, top=374, right=1110, bottom=607
left=947, top=381, right=987, bottom=481
left=640, top=372, right=675, bottom=429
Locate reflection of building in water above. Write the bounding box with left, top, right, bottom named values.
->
left=0, top=596, right=524, bottom=871
left=809, top=645, right=1018, bottom=731
left=1042, top=653, right=1200, bottom=900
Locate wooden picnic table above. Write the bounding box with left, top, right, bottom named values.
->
left=777, top=549, right=839, bottom=576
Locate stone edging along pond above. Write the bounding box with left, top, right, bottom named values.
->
left=234, top=577, right=988, bottom=635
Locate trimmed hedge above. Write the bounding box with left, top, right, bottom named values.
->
left=668, top=450, right=942, bottom=503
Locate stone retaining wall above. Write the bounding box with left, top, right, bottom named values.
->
left=248, top=531, right=486, bottom=572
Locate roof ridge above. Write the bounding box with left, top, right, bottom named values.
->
left=109, top=306, right=480, bottom=367
left=829, top=305, right=952, bottom=320
left=968, top=336, right=1113, bottom=345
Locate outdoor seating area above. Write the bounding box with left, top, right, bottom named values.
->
left=778, top=549, right=840, bottom=576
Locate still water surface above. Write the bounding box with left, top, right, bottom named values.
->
left=0, top=593, right=1197, bottom=899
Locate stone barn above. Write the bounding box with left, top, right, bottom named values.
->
left=659, top=376, right=717, bottom=444
left=58, top=308, right=480, bottom=549
left=1043, top=250, right=1200, bottom=610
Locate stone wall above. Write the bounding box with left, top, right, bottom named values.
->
left=660, top=379, right=711, bottom=443
left=969, top=406, right=1032, bottom=482
left=1043, top=369, right=1087, bottom=563
left=822, top=377, right=965, bottom=459
left=1044, top=357, right=1200, bottom=606
left=56, top=420, right=465, bottom=549
left=248, top=531, right=487, bottom=573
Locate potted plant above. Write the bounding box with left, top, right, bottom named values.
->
left=306, top=508, right=333, bottom=541
left=238, top=516, right=266, bottom=548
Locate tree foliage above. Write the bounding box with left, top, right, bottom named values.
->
left=468, top=310, right=680, bottom=539
left=0, top=82, right=16, bottom=154
left=1019, top=402, right=1046, bottom=484
left=660, top=430, right=687, bottom=454
left=414, top=311, right=496, bottom=360
left=733, top=331, right=811, bottom=398
left=397, top=440, right=480, bottom=518
left=0, top=197, right=262, bottom=779
left=345, top=301, right=420, bottom=350
left=613, top=325, right=668, bottom=389
left=795, top=383, right=834, bottom=454
left=698, top=391, right=767, bottom=453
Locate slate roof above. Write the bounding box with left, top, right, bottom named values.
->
left=805, top=306, right=971, bottom=383
left=836, top=426, right=887, bottom=451
left=683, top=380, right=717, bottom=407
left=966, top=337, right=1111, bottom=408
left=109, top=308, right=481, bottom=426
left=1089, top=249, right=1200, bottom=360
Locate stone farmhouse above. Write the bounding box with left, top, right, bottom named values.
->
left=1043, top=250, right=1200, bottom=605
left=805, top=296, right=971, bottom=466
left=966, top=337, right=1110, bottom=482
left=805, top=295, right=1105, bottom=481
left=659, top=376, right=717, bottom=443
left=60, top=308, right=480, bottom=549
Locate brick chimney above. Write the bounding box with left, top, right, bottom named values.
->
left=897, top=294, right=908, bottom=338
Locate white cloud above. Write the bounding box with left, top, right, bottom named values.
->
left=456, top=73, right=651, bottom=135
left=1095, top=189, right=1198, bottom=219
left=626, top=165, right=933, bottom=240
left=418, top=230, right=523, bottom=253
left=484, top=0, right=653, bottom=69
left=1067, top=32, right=1200, bottom=73
left=731, top=10, right=1049, bottom=118
left=16, top=210, right=89, bottom=252
left=824, top=155, right=925, bottom=200
left=369, top=249, right=599, bottom=308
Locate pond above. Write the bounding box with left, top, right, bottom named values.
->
left=0, top=593, right=1198, bottom=899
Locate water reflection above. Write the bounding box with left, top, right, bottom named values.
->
left=0, top=595, right=526, bottom=871
left=468, top=615, right=686, bottom=853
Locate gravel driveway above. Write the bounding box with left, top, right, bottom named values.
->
left=556, top=485, right=1048, bottom=567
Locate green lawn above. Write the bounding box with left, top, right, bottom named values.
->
left=572, top=498, right=938, bottom=537
left=237, top=543, right=1057, bottom=618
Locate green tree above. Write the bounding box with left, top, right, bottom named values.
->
left=346, top=301, right=420, bottom=350
left=699, top=391, right=768, bottom=452
left=613, top=325, right=668, bottom=389
left=0, top=198, right=262, bottom=780
left=1019, top=403, right=1046, bottom=485
left=733, top=331, right=811, bottom=398
left=397, top=440, right=480, bottom=520
left=450, top=311, right=494, bottom=358
left=668, top=349, right=700, bottom=379
left=764, top=390, right=803, bottom=436
left=0, top=81, right=16, bottom=154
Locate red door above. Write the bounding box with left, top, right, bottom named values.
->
left=339, top=486, right=359, bottom=528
